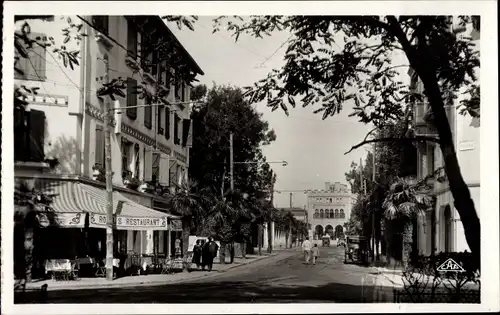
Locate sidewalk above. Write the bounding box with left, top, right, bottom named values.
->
left=20, top=253, right=278, bottom=292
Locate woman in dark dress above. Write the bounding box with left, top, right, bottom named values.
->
left=199, top=240, right=207, bottom=270
left=192, top=239, right=202, bottom=268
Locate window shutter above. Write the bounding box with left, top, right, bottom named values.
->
left=173, top=114, right=180, bottom=145
left=144, top=147, right=153, bottom=181
left=127, top=22, right=137, bottom=57
left=152, top=152, right=160, bottom=182
left=181, top=82, right=186, bottom=102
left=158, top=154, right=170, bottom=186
left=144, top=104, right=152, bottom=129
left=95, top=125, right=104, bottom=166
left=15, top=32, right=46, bottom=81
left=27, top=109, right=45, bottom=162
left=165, top=107, right=170, bottom=139
left=157, top=107, right=163, bottom=135
left=126, top=78, right=137, bottom=119
left=182, top=119, right=191, bottom=147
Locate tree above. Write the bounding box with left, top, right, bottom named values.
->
left=383, top=177, right=434, bottom=268
left=14, top=179, right=58, bottom=284
left=188, top=84, right=277, bottom=252
left=212, top=15, right=480, bottom=266
left=169, top=179, right=208, bottom=264
left=205, top=189, right=250, bottom=263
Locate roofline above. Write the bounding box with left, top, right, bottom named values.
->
left=158, top=17, right=204, bottom=76
left=128, top=16, right=204, bottom=76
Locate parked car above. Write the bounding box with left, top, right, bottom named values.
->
left=336, top=238, right=346, bottom=247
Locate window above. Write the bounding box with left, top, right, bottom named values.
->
left=330, top=210, right=335, bottom=219
left=141, top=36, right=153, bottom=74
left=151, top=50, right=158, bottom=77
left=157, top=107, right=163, bottom=135
left=152, top=152, right=160, bottom=183
left=181, top=82, right=186, bottom=102
left=133, top=144, right=140, bottom=179
left=182, top=119, right=191, bottom=147
left=165, top=107, right=171, bottom=139
left=314, top=210, right=318, bottom=219
left=92, top=16, right=109, bottom=35
left=340, top=209, right=345, bottom=219
left=14, top=32, right=46, bottom=81
left=334, top=209, right=339, bottom=219
left=320, top=209, right=324, bottom=219
left=95, top=125, right=105, bottom=167
left=14, top=108, right=46, bottom=162
left=127, top=21, right=138, bottom=57
left=121, top=140, right=132, bottom=178
left=144, top=104, right=152, bottom=129
left=174, top=74, right=181, bottom=99
left=126, top=78, right=137, bottom=120
left=173, top=113, right=180, bottom=145
left=113, top=230, right=127, bottom=254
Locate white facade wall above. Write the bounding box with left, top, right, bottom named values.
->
left=415, top=21, right=480, bottom=254
left=14, top=16, right=83, bottom=175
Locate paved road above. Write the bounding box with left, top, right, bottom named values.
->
left=16, top=246, right=394, bottom=303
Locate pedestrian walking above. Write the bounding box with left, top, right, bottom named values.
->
left=199, top=239, right=207, bottom=270
left=202, top=237, right=219, bottom=271
left=312, top=243, right=320, bottom=265
left=192, top=239, right=202, bottom=269
left=302, top=236, right=312, bottom=264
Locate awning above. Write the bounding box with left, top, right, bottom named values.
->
left=32, top=180, right=86, bottom=228
left=79, top=184, right=169, bottom=231
left=28, top=179, right=170, bottom=231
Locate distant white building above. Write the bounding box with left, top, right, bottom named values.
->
left=306, top=182, right=356, bottom=240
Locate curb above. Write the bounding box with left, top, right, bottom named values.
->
left=19, top=253, right=280, bottom=292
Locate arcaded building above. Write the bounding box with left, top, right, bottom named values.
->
left=306, top=182, right=356, bottom=240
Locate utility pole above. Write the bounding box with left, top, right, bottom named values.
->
left=372, top=146, right=376, bottom=262
left=267, top=171, right=275, bottom=254
left=229, top=133, right=234, bottom=191
left=103, top=58, right=114, bottom=281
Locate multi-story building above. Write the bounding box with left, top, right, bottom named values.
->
left=411, top=17, right=480, bottom=256
left=14, top=15, right=203, bottom=269
left=306, top=182, right=356, bottom=240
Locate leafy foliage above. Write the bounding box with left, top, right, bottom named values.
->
left=213, top=16, right=479, bottom=126
left=383, top=177, right=434, bottom=221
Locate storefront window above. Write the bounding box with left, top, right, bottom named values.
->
left=113, top=230, right=127, bottom=254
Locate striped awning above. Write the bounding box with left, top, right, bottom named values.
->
left=30, top=180, right=86, bottom=228
left=28, top=179, right=169, bottom=230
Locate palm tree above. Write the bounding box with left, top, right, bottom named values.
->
left=169, top=179, right=208, bottom=260
left=205, top=189, right=249, bottom=263
left=383, top=177, right=433, bottom=268
left=275, top=209, right=297, bottom=248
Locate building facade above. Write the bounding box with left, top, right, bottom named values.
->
left=306, top=182, right=356, bottom=240
left=14, top=15, right=203, bottom=267
left=411, top=17, right=480, bottom=256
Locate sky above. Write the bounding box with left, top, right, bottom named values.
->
left=170, top=17, right=375, bottom=208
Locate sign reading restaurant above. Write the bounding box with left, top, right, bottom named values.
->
left=89, top=213, right=168, bottom=230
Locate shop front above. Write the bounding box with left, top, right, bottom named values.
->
left=23, top=178, right=177, bottom=278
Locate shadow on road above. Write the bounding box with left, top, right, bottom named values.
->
left=16, top=278, right=394, bottom=304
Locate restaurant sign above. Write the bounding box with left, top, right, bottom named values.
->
left=89, top=213, right=168, bottom=230
left=37, top=212, right=85, bottom=228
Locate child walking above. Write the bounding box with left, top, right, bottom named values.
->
left=312, top=243, right=320, bottom=265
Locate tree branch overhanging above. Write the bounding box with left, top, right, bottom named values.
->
left=344, top=136, right=440, bottom=155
